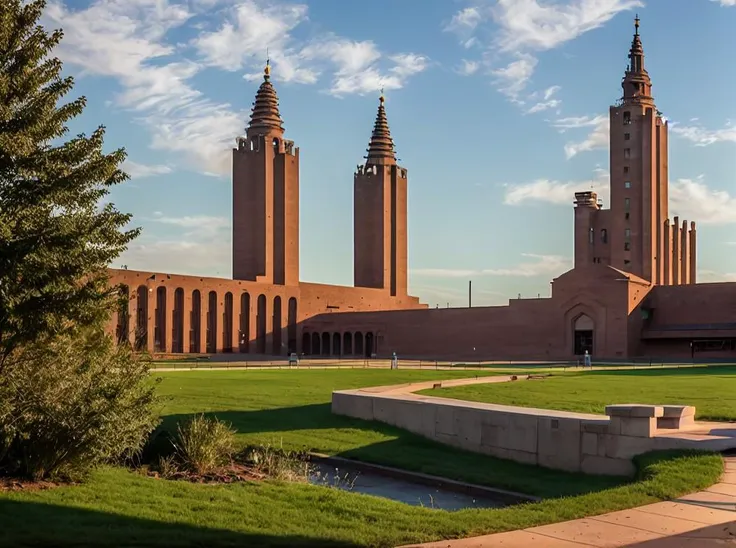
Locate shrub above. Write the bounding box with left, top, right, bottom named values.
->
left=172, top=415, right=236, bottom=475
left=241, top=442, right=312, bottom=482
left=0, top=327, right=160, bottom=481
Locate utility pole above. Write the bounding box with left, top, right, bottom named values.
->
left=468, top=280, right=472, bottom=308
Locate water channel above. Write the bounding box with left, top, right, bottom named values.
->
left=308, top=459, right=528, bottom=511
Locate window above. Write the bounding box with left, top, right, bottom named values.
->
left=624, top=166, right=629, bottom=173
left=624, top=198, right=630, bottom=211
left=624, top=148, right=631, bottom=159
left=624, top=243, right=631, bottom=251
left=624, top=133, right=630, bottom=140
left=601, top=229, right=608, bottom=244
left=589, top=227, right=594, bottom=244
left=625, top=228, right=631, bottom=239
left=624, top=259, right=631, bottom=265
left=623, top=111, right=631, bottom=125
left=625, top=181, right=631, bottom=188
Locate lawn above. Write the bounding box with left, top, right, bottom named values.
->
left=0, top=368, right=726, bottom=547
left=419, top=366, right=736, bottom=421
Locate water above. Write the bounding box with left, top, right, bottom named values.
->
left=309, top=461, right=509, bottom=511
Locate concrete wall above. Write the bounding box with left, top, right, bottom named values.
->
left=332, top=383, right=726, bottom=477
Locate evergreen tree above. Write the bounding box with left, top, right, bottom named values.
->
left=0, top=0, right=139, bottom=370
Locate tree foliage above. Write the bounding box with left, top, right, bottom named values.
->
left=0, top=0, right=140, bottom=369
left=0, top=0, right=158, bottom=480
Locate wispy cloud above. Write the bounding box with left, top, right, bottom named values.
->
left=503, top=172, right=736, bottom=225
left=412, top=253, right=570, bottom=279
left=670, top=121, right=736, bottom=146
left=455, top=59, right=480, bottom=76
left=712, top=0, right=736, bottom=6
left=526, top=85, right=562, bottom=114
left=444, top=0, right=641, bottom=110
left=550, top=114, right=610, bottom=158
left=504, top=168, right=609, bottom=206
left=122, top=160, right=173, bottom=179
left=45, top=0, right=428, bottom=178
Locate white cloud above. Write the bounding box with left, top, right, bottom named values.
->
left=492, top=0, right=643, bottom=53
left=526, top=85, right=562, bottom=114
left=491, top=54, right=538, bottom=103
left=669, top=176, right=736, bottom=224
left=698, top=270, right=736, bottom=283
left=712, top=0, right=736, bottom=6
left=551, top=115, right=610, bottom=158
left=46, top=0, right=428, bottom=178
left=456, top=59, right=480, bottom=76
left=118, top=213, right=230, bottom=275
left=670, top=121, right=736, bottom=146
left=121, top=160, right=172, bottom=179
left=412, top=253, right=570, bottom=279
left=503, top=168, right=610, bottom=206
left=445, top=0, right=640, bottom=107
left=503, top=171, right=736, bottom=225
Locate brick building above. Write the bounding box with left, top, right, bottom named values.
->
left=108, top=19, right=736, bottom=361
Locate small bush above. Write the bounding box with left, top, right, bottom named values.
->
left=172, top=415, right=236, bottom=475
left=0, top=327, right=160, bottom=481
left=241, top=442, right=311, bottom=482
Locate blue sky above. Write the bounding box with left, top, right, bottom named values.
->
left=46, top=0, right=736, bottom=307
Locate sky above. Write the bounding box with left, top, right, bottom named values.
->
left=43, top=0, right=736, bottom=308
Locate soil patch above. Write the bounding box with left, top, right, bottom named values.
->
left=0, top=476, right=70, bottom=492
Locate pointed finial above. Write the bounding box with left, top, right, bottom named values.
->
left=634, top=14, right=640, bottom=35
left=379, top=86, right=385, bottom=104
left=264, top=49, right=271, bottom=80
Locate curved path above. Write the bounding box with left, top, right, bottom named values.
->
left=381, top=376, right=736, bottom=548
left=402, top=457, right=736, bottom=547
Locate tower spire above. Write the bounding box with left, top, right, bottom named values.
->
left=621, top=15, right=652, bottom=104
left=247, top=57, right=283, bottom=135
left=365, top=92, right=396, bottom=165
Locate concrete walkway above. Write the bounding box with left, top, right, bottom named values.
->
left=402, top=456, right=736, bottom=547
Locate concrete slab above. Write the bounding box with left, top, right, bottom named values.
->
left=398, top=530, right=598, bottom=547
left=590, top=509, right=715, bottom=536
left=706, top=482, right=736, bottom=497
left=638, top=501, right=736, bottom=524
left=527, top=518, right=662, bottom=547
left=720, top=471, right=736, bottom=485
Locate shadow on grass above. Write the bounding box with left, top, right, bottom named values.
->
left=157, top=405, right=626, bottom=499
left=0, top=499, right=360, bottom=548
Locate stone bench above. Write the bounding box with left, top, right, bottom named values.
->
left=605, top=404, right=663, bottom=438
left=657, top=405, right=696, bottom=429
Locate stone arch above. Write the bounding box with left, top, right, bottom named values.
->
left=272, top=296, right=282, bottom=355
left=354, top=332, right=364, bottom=357
left=364, top=332, right=374, bottom=358
left=135, top=285, right=148, bottom=351
left=561, top=299, right=603, bottom=358
left=343, top=332, right=353, bottom=355
left=287, top=297, right=298, bottom=354
left=154, top=286, right=167, bottom=352
left=311, top=332, right=320, bottom=356
left=206, top=290, right=217, bottom=353
left=172, top=288, right=184, bottom=353
left=116, top=284, right=130, bottom=346
left=302, top=332, right=311, bottom=355
left=223, top=292, right=234, bottom=352
left=256, top=294, right=267, bottom=354
left=321, top=332, right=330, bottom=356
left=332, top=333, right=342, bottom=356
left=572, top=313, right=594, bottom=356
left=190, top=290, right=201, bottom=353
left=239, top=292, right=250, bottom=353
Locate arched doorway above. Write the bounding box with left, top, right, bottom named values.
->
left=239, top=292, right=250, bottom=353
left=172, top=288, right=184, bottom=353
left=354, top=332, right=364, bottom=357
left=302, top=332, right=311, bottom=355
left=135, top=285, right=148, bottom=351
left=311, top=332, right=320, bottom=355
left=343, top=332, right=353, bottom=356
left=573, top=314, right=594, bottom=355
left=321, top=332, right=330, bottom=356
left=190, top=290, right=201, bottom=353
left=332, top=333, right=341, bottom=356
left=272, top=296, right=282, bottom=355
left=364, top=332, right=374, bottom=358
left=287, top=298, right=297, bottom=354
left=223, top=292, right=234, bottom=352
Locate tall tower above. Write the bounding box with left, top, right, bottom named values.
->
left=354, top=94, right=408, bottom=296
left=575, top=17, right=696, bottom=285
left=232, top=61, right=299, bottom=285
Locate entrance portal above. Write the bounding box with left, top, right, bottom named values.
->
left=573, top=314, right=594, bottom=355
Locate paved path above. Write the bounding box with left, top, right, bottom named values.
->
left=402, top=456, right=736, bottom=547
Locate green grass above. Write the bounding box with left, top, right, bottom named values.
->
left=0, top=369, right=726, bottom=547
left=419, top=366, right=736, bottom=421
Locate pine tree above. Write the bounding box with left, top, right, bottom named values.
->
left=0, top=0, right=139, bottom=370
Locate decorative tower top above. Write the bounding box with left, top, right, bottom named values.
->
left=365, top=91, right=396, bottom=166
left=621, top=15, right=653, bottom=105
left=247, top=58, right=284, bottom=135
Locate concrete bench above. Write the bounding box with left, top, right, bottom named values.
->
left=605, top=404, right=663, bottom=438
left=657, top=405, right=696, bottom=429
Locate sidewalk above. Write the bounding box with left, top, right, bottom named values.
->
left=402, top=457, right=736, bottom=547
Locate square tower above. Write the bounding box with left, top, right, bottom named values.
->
left=354, top=96, right=408, bottom=296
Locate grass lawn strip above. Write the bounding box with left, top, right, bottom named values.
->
left=0, top=369, right=726, bottom=547
left=419, top=366, right=736, bottom=421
